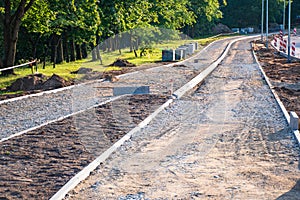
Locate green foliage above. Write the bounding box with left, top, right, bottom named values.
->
left=22, top=0, right=56, bottom=34
left=221, top=0, right=294, bottom=28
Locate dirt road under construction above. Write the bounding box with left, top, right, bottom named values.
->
left=66, top=38, right=300, bottom=199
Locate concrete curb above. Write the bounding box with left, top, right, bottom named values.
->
left=0, top=96, right=124, bottom=143
left=50, top=35, right=258, bottom=200
left=251, top=42, right=300, bottom=147
left=49, top=99, right=174, bottom=200
left=173, top=35, right=259, bottom=99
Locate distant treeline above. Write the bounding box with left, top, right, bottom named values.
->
left=0, top=0, right=299, bottom=75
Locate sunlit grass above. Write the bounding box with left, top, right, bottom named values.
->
left=0, top=34, right=237, bottom=92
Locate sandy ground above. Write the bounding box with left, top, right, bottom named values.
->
left=65, top=38, right=300, bottom=199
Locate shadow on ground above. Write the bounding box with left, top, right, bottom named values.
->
left=276, top=140, right=300, bottom=200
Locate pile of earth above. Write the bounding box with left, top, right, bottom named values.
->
left=7, top=73, right=72, bottom=92
left=253, top=40, right=300, bottom=121
left=102, top=69, right=128, bottom=82
left=71, top=67, right=93, bottom=74
left=212, top=23, right=233, bottom=34
left=109, top=59, right=136, bottom=67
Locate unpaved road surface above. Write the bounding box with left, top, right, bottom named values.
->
left=66, top=38, right=300, bottom=199
left=0, top=37, right=234, bottom=139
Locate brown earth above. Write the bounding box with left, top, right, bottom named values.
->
left=0, top=94, right=169, bottom=200
left=253, top=40, right=300, bottom=121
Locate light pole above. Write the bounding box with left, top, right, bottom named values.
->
left=266, top=0, right=269, bottom=49
left=287, top=0, right=291, bottom=62
left=261, top=0, right=264, bottom=42
left=283, top=0, right=286, bottom=34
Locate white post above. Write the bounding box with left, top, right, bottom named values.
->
left=287, top=0, right=291, bottom=62
left=283, top=0, right=286, bottom=34
left=266, top=0, right=269, bottom=49
left=261, top=0, right=264, bottom=42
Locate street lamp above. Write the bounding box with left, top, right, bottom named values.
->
left=287, top=0, right=291, bottom=62
left=283, top=0, right=286, bottom=34
left=266, top=0, right=269, bottom=49
left=261, top=0, right=264, bottom=42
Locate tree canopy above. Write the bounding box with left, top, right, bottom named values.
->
left=1, top=0, right=300, bottom=74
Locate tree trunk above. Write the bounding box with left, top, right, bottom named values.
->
left=70, top=39, right=76, bottom=61
left=129, top=31, right=133, bottom=52
left=81, top=43, right=88, bottom=59
left=63, top=37, right=70, bottom=63
left=76, top=44, right=82, bottom=60
left=1, top=0, right=35, bottom=76
left=90, top=43, right=97, bottom=61
left=57, top=36, right=64, bottom=64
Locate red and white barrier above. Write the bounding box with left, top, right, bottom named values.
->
left=292, top=42, right=296, bottom=56
left=280, top=30, right=283, bottom=39
left=273, top=36, right=278, bottom=47
left=282, top=39, right=287, bottom=53
left=293, top=28, right=297, bottom=36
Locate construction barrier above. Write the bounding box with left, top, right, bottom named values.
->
left=282, top=39, right=287, bottom=53
left=292, top=42, right=296, bottom=56
left=273, top=36, right=278, bottom=47
left=0, top=60, right=37, bottom=73
left=280, top=30, right=283, bottom=39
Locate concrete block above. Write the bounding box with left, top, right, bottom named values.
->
left=194, top=42, right=199, bottom=50
left=175, top=49, right=183, bottom=60
left=189, top=43, right=196, bottom=52
left=186, top=43, right=195, bottom=55
left=162, top=49, right=175, bottom=61
left=113, top=86, right=150, bottom=96
left=177, top=47, right=188, bottom=58
left=290, top=111, right=299, bottom=130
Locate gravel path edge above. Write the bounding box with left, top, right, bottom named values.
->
left=0, top=96, right=124, bottom=143
left=251, top=41, right=300, bottom=147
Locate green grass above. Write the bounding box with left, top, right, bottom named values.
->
left=0, top=34, right=238, bottom=93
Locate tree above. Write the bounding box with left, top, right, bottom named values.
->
left=183, top=0, right=225, bottom=37
left=0, top=0, right=35, bottom=75
left=221, top=0, right=285, bottom=28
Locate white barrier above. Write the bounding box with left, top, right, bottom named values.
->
left=0, top=60, right=37, bottom=72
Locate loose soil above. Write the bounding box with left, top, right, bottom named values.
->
left=253, top=40, right=300, bottom=120
left=0, top=94, right=168, bottom=200
left=109, top=58, right=136, bottom=68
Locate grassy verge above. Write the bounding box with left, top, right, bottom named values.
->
left=0, top=34, right=238, bottom=93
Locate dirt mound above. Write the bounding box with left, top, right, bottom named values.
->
left=7, top=74, right=71, bottom=92
left=212, top=23, right=232, bottom=34
left=102, top=70, right=127, bottom=82
left=42, top=74, right=69, bottom=90
left=8, top=74, right=46, bottom=91
left=71, top=67, right=93, bottom=74
left=109, top=59, right=136, bottom=67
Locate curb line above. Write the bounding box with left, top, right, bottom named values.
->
left=50, top=35, right=258, bottom=200
left=251, top=42, right=300, bottom=147
left=0, top=96, right=124, bottom=143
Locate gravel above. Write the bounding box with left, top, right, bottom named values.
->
left=66, top=38, right=300, bottom=199
left=0, top=37, right=235, bottom=140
